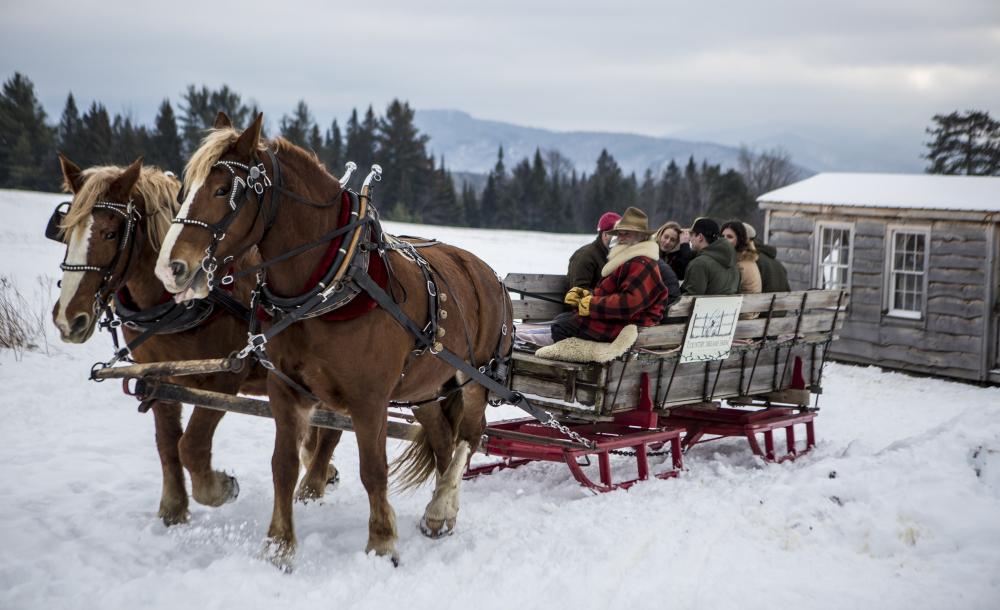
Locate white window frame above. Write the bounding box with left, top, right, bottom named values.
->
left=812, top=221, right=854, bottom=291
left=884, top=224, right=931, bottom=321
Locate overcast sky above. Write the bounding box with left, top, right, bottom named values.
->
left=2, top=0, right=998, bottom=171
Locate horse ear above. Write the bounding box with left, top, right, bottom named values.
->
left=214, top=111, right=232, bottom=129
left=58, top=152, right=84, bottom=194
left=234, top=113, right=264, bottom=158
left=109, top=156, right=144, bottom=201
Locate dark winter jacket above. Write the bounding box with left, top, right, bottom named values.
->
left=656, top=259, right=681, bottom=311
left=755, top=243, right=791, bottom=293
left=567, top=236, right=609, bottom=290
left=575, top=242, right=667, bottom=342
left=664, top=243, right=695, bottom=280
left=681, top=238, right=740, bottom=296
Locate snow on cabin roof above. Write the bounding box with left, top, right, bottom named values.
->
left=758, top=172, right=1000, bottom=213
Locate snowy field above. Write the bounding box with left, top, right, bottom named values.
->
left=2, top=187, right=999, bottom=610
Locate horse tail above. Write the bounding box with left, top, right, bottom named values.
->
left=390, top=378, right=466, bottom=491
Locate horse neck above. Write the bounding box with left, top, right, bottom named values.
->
left=258, top=156, right=344, bottom=296
left=122, top=229, right=169, bottom=309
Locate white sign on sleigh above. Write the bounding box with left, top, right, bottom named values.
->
left=679, top=295, right=743, bottom=363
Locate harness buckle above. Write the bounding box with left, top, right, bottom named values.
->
left=237, top=333, right=268, bottom=359
left=220, top=275, right=235, bottom=286
left=109, top=318, right=122, bottom=329
left=427, top=280, right=437, bottom=297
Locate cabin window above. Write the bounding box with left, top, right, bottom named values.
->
left=887, top=228, right=930, bottom=320
left=814, top=222, right=853, bottom=290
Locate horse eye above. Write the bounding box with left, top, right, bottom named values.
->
left=104, top=231, right=117, bottom=241
left=214, top=186, right=229, bottom=197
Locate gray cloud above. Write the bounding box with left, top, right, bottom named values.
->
left=2, top=0, right=997, bottom=171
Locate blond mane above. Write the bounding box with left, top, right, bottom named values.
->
left=182, top=127, right=270, bottom=199
left=61, top=165, right=181, bottom=252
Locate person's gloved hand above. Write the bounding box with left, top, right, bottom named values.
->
left=578, top=294, right=593, bottom=317
left=563, top=287, right=590, bottom=306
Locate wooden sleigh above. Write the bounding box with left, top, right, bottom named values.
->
left=462, top=274, right=848, bottom=491
left=95, top=275, right=846, bottom=494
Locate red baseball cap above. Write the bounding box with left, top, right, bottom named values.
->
left=597, top=212, right=622, bottom=232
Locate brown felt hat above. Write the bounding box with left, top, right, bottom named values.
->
left=609, top=207, right=655, bottom=236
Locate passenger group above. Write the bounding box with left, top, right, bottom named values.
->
left=553, top=207, right=790, bottom=342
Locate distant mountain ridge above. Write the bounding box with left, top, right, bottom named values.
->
left=414, top=109, right=798, bottom=178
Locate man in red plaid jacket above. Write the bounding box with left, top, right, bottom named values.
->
left=553, top=207, right=668, bottom=342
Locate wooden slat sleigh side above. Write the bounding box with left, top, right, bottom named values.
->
left=505, top=273, right=848, bottom=420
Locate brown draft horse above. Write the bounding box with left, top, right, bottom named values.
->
left=50, top=155, right=342, bottom=525
left=155, top=113, right=512, bottom=567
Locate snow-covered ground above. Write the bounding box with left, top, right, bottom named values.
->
left=1, top=188, right=999, bottom=610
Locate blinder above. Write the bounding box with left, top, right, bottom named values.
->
left=45, top=201, right=72, bottom=243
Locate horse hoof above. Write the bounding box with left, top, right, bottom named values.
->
left=159, top=507, right=190, bottom=526
left=225, top=475, right=240, bottom=504
left=419, top=516, right=455, bottom=539
left=261, top=538, right=295, bottom=573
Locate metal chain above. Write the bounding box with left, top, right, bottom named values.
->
left=541, top=416, right=596, bottom=449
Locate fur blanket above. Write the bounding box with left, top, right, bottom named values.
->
left=535, top=324, right=638, bottom=363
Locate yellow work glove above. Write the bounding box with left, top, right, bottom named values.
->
left=563, top=287, right=590, bottom=306
left=578, top=294, right=593, bottom=317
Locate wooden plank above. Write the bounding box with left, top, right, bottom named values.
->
left=93, top=358, right=242, bottom=380
left=768, top=232, right=813, bottom=249
left=925, top=313, right=983, bottom=336
left=847, top=303, right=882, bottom=321
left=141, top=382, right=417, bottom=440
left=851, top=271, right=883, bottom=288
left=855, top=221, right=886, bottom=237
left=636, top=310, right=845, bottom=348
left=928, top=225, right=987, bottom=242
left=510, top=374, right=600, bottom=408
left=853, top=235, right=885, bottom=249
left=929, top=239, right=987, bottom=257
left=928, top=282, right=984, bottom=300
left=928, top=267, right=986, bottom=285
left=665, top=290, right=845, bottom=317
left=928, top=254, right=987, bottom=271
left=769, top=216, right=816, bottom=233
left=926, top=296, right=985, bottom=320
left=511, top=300, right=565, bottom=322
left=504, top=273, right=568, bottom=293
left=878, top=323, right=982, bottom=353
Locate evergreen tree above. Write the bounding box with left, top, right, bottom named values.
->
left=583, top=149, right=626, bottom=231
left=279, top=99, right=315, bottom=149
left=423, top=159, right=464, bottom=226
left=706, top=169, right=755, bottom=221
left=179, top=84, right=250, bottom=155
left=345, top=107, right=377, bottom=177
left=656, top=160, right=683, bottom=221
left=924, top=110, right=1000, bottom=175
left=529, top=149, right=555, bottom=231
left=638, top=168, right=656, bottom=216
left=111, top=114, right=148, bottom=166
left=57, top=93, right=85, bottom=162
left=79, top=102, right=113, bottom=166
left=480, top=172, right=500, bottom=228
left=323, top=119, right=344, bottom=174
left=147, top=99, right=183, bottom=172
left=375, top=99, right=431, bottom=219
left=480, top=146, right=507, bottom=228
left=507, top=157, right=532, bottom=230
left=0, top=72, right=58, bottom=190
left=461, top=181, right=481, bottom=227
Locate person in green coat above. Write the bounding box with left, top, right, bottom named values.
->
left=743, top=222, right=791, bottom=293
left=681, top=217, right=740, bottom=295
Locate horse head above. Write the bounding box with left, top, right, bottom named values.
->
left=51, top=155, right=146, bottom=343
left=156, top=112, right=269, bottom=301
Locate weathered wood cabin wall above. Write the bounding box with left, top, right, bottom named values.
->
left=762, top=204, right=999, bottom=383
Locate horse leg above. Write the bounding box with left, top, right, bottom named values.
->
left=353, top=405, right=399, bottom=565
left=151, top=400, right=189, bottom=525
left=296, top=426, right=343, bottom=502
left=262, top=378, right=305, bottom=571
left=420, top=379, right=487, bottom=538
left=178, top=407, right=238, bottom=507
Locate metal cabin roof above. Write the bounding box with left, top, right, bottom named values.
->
left=758, top=173, right=1000, bottom=214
